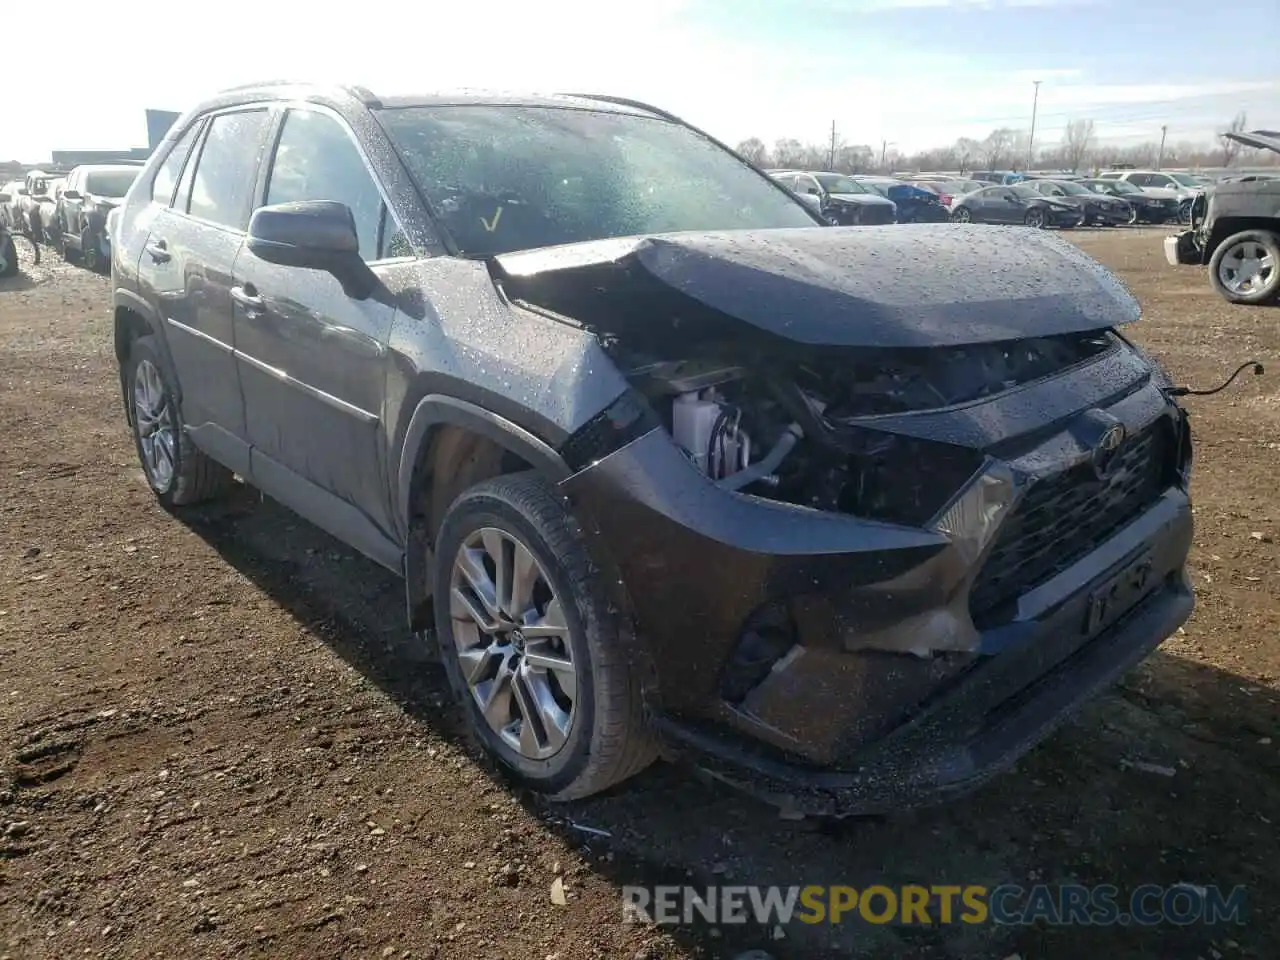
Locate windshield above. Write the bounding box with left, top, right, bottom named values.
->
left=1167, top=173, right=1200, bottom=187
left=84, top=169, right=139, bottom=197
left=815, top=174, right=868, bottom=195
left=1098, top=179, right=1139, bottom=195
left=376, top=105, right=815, bottom=256
left=1043, top=180, right=1090, bottom=195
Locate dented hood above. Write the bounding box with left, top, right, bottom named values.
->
left=494, top=224, right=1140, bottom=348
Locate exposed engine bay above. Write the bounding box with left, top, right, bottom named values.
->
left=624, top=332, right=1116, bottom=525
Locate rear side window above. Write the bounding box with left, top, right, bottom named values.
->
left=186, top=110, right=270, bottom=229
left=151, top=121, right=202, bottom=205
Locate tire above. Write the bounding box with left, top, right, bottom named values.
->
left=126, top=336, right=233, bottom=507
left=0, top=234, right=17, bottom=278
left=951, top=207, right=972, bottom=223
left=433, top=472, right=656, bottom=801
left=1025, top=208, right=1047, bottom=229
left=1177, top=201, right=1192, bottom=226
left=81, top=228, right=100, bottom=272
left=1208, top=230, right=1280, bottom=305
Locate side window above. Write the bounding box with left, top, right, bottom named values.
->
left=1149, top=175, right=1173, bottom=188
left=186, top=109, right=270, bottom=229
left=150, top=121, right=202, bottom=205
left=263, top=109, right=389, bottom=262
left=1127, top=174, right=1150, bottom=187
left=376, top=206, right=412, bottom=260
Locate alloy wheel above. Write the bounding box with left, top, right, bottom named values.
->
left=133, top=358, right=177, bottom=491
left=1217, top=240, right=1275, bottom=297
left=1026, top=209, right=1046, bottom=229
left=953, top=208, right=971, bottom=223
left=449, top=527, right=577, bottom=760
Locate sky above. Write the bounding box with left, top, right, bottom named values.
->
left=4, top=0, right=1278, bottom=161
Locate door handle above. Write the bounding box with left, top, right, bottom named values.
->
left=145, top=239, right=170, bottom=263
left=230, top=285, right=264, bottom=313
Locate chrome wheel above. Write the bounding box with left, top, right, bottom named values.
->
left=1217, top=240, right=1275, bottom=296
left=449, top=527, right=577, bottom=761
left=952, top=207, right=972, bottom=223
left=1025, top=209, right=1046, bottom=229
left=133, top=358, right=177, bottom=491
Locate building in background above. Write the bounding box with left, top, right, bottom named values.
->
left=145, top=110, right=181, bottom=150
left=46, top=108, right=183, bottom=168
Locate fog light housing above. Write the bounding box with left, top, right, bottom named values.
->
left=930, top=461, right=1016, bottom=563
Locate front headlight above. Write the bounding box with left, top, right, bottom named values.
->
left=930, top=461, right=1016, bottom=563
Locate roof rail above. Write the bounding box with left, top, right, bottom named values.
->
left=558, top=93, right=683, bottom=124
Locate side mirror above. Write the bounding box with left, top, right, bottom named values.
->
left=247, top=200, right=374, bottom=299
left=805, top=187, right=819, bottom=196
left=62, top=189, right=82, bottom=201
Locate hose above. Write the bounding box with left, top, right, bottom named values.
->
left=717, top=423, right=803, bottom=491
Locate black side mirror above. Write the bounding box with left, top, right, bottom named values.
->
left=247, top=200, right=374, bottom=299
left=62, top=189, right=82, bottom=201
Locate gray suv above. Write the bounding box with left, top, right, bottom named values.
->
left=110, top=83, right=1194, bottom=815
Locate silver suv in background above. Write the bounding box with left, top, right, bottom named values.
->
left=1098, top=170, right=1201, bottom=224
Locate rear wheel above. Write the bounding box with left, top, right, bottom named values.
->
left=127, top=336, right=233, bottom=506
left=1208, top=230, right=1280, bottom=305
left=433, top=472, right=656, bottom=800
left=1025, top=208, right=1047, bottom=229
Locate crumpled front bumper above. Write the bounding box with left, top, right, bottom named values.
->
left=651, top=490, right=1192, bottom=816
left=1164, top=230, right=1201, bottom=266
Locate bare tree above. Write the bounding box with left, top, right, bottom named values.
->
left=954, top=137, right=980, bottom=173
left=979, top=128, right=1016, bottom=169
left=735, top=137, right=768, bottom=167
left=1061, top=119, right=1096, bottom=172
left=835, top=144, right=875, bottom=174
left=772, top=138, right=806, bottom=169
left=1220, top=112, right=1247, bottom=167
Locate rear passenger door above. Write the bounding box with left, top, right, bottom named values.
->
left=137, top=108, right=272, bottom=472
left=233, top=106, right=410, bottom=541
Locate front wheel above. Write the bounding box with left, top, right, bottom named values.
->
left=1126, top=205, right=1139, bottom=226
left=951, top=207, right=972, bottom=223
left=81, top=229, right=101, bottom=272
left=1177, top=201, right=1192, bottom=226
left=127, top=336, right=233, bottom=506
left=433, top=472, right=656, bottom=801
left=1209, top=230, right=1280, bottom=305
left=1025, top=208, right=1047, bottom=229
left=0, top=234, right=17, bottom=278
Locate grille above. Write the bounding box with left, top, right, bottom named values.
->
left=969, top=418, right=1174, bottom=624
left=855, top=205, right=896, bottom=226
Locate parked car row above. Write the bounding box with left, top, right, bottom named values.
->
left=0, top=163, right=142, bottom=272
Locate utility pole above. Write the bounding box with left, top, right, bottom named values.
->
left=1157, top=124, right=1168, bottom=170
left=1027, top=79, right=1042, bottom=170
left=829, top=120, right=837, bottom=170
left=881, top=139, right=895, bottom=170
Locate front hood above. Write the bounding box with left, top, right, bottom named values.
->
left=829, top=192, right=895, bottom=208
left=494, top=225, right=1139, bottom=349
left=1224, top=129, right=1280, bottom=156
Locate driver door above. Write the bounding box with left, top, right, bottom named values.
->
left=233, top=106, right=410, bottom=537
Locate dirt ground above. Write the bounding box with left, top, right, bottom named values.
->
left=1, top=229, right=1277, bottom=960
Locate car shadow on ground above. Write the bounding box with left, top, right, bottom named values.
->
left=178, top=483, right=1280, bottom=960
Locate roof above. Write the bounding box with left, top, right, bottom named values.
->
left=207, top=82, right=667, bottom=120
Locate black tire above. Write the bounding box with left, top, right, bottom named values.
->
left=1025, top=208, right=1047, bottom=229
left=1177, top=201, right=1192, bottom=226
left=1208, top=230, right=1280, bottom=305
left=81, top=228, right=101, bottom=272
left=433, top=472, right=656, bottom=800
left=126, top=336, right=234, bottom=507
left=951, top=206, right=972, bottom=223
left=0, top=235, right=16, bottom=278
left=1125, top=205, right=1139, bottom=226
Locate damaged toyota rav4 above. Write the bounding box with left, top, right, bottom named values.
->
left=111, top=84, right=1195, bottom=816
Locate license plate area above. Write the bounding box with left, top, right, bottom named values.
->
left=1084, top=553, right=1155, bottom=637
